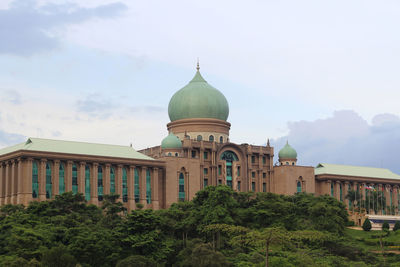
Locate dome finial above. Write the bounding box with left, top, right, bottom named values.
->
left=196, top=58, right=200, bottom=71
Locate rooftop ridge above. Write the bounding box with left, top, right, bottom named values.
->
left=28, top=137, right=133, bottom=149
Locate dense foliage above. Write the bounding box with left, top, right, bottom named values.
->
left=0, top=186, right=397, bottom=266
left=363, top=218, right=372, bottom=231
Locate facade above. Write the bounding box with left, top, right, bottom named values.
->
left=1, top=64, right=400, bottom=217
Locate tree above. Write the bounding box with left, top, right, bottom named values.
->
left=41, top=246, right=77, bottom=267
left=362, top=218, right=371, bottom=231
left=393, top=221, right=400, bottom=231
left=180, top=243, right=230, bottom=267
left=116, top=255, right=156, bottom=267
left=382, top=221, right=390, bottom=231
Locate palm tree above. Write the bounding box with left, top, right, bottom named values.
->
left=346, top=190, right=361, bottom=213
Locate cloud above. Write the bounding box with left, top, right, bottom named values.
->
left=273, top=110, right=400, bottom=174
left=0, top=129, right=25, bottom=147
left=0, top=0, right=127, bottom=56
left=0, top=89, right=22, bottom=104
left=76, top=93, right=115, bottom=118
left=130, top=105, right=166, bottom=113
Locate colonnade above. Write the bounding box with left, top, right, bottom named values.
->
left=322, top=180, right=400, bottom=215
left=0, top=157, right=162, bottom=210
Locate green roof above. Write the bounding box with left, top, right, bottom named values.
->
left=278, top=141, right=297, bottom=159
left=168, top=68, right=229, bottom=122
left=161, top=133, right=182, bottom=149
left=315, top=163, right=400, bottom=180
left=0, top=138, right=154, bottom=160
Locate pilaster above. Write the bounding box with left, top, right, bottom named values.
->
left=152, top=167, right=159, bottom=210
left=65, top=161, right=73, bottom=192
left=78, top=162, right=86, bottom=195
left=53, top=160, right=60, bottom=196
left=39, top=159, right=47, bottom=201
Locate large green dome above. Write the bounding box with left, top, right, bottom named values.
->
left=161, top=133, right=182, bottom=149
left=168, top=68, right=229, bottom=122
left=278, top=141, right=297, bottom=159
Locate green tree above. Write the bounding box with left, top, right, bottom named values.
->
left=41, top=246, right=77, bottom=267
left=393, top=221, right=400, bottom=231
left=116, top=255, right=156, bottom=267
left=362, top=218, right=372, bottom=231
left=382, top=221, right=390, bottom=231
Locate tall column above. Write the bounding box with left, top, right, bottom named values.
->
left=53, top=160, right=60, bottom=196
left=16, top=159, right=23, bottom=204
left=116, top=165, right=123, bottom=203
left=385, top=185, right=391, bottom=214
left=4, top=162, right=10, bottom=204
left=127, top=166, right=135, bottom=210
left=104, top=164, right=110, bottom=195
left=24, top=158, right=33, bottom=204
left=334, top=181, right=341, bottom=201
left=10, top=160, right=16, bottom=204
left=65, top=161, right=73, bottom=192
left=0, top=163, right=4, bottom=205
left=78, top=162, right=86, bottom=195
left=343, top=181, right=349, bottom=208
left=140, top=167, right=147, bottom=205
left=152, top=167, right=159, bottom=210
left=39, top=159, right=47, bottom=201
left=91, top=163, right=98, bottom=205
left=394, top=186, right=399, bottom=216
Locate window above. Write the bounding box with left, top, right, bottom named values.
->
left=339, top=183, right=343, bottom=202
left=98, top=166, right=103, bottom=201
left=209, top=135, right=214, bottom=142
left=72, top=164, right=78, bottom=194
left=59, top=163, right=65, bottom=194
left=251, top=156, right=255, bottom=163
left=32, top=161, right=38, bottom=198
left=179, top=173, right=185, bottom=201
left=252, top=182, right=256, bottom=191
left=263, top=183, right=266, bottom=192
left=45, top=163, right=52, bottom=199
left=110, top=167, right=115, bottom=194
left=237, top=166, right=240, bottom=176
left=237, top=181, right=241, bottom=191
left=331, top=182, right=334, bottom=196
left=197, top=135, right=202, bottom=141
left=252, top=172, right=255, bottom=178
left=175, top=153, right=178, bottom=157
left=348, top=184, right=352, bottom=208
left=85, top=165, right=90, bottom=201
left=204, top=168, right=208, bottom=175
left=218, top=165, right=222, bottom=175
left=168, top=152, right=172, bottom=156
left=146, top=169, right=151, bottom=204
left=134, top=168, right=139, bottom=203
left=218, top=179, right=222, bottom=185
left=263, top=172, right=266, bottom=179
left=297, top=181, right=301, bottom=193
left=286, top=162, right=289, bottom=165
left=203, top=152, right=208, bottom=160
left=204, top=178, right=208, bottom=188
left=122, top=168, right=128, bottom=203
left=262, top=156, right=266, bottom=164
left=219, top=136, right=223, bottom=143
left=191, top=150, right=196, bottom=158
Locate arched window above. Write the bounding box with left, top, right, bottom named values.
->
left=292, top=162, right=295, bottom=166
left=122, top=168, right=128, bottom=203
left=175, top=153, right=178, bottom=157
left=197, top=135, right=202, bottom=141
left=168, top=152, right=172, bottom=156
left=72, top=164, right=78, bottom=194
left=146, top=169, right=151, bottom=204
left=134, top=168, right=139, bottom=203
left=179, top=173, right=185, bottom=201
left=98, top=166, right=103, bottom=201
left=297, top=181, right=301, bottom=193
left=85, top=165, right=90, bottom=201
left=32, top=161, right=38, bottom=198
left=286, top=162, right=289, bottom=165
left=45, top=163, right=52, bottom=199
left=209, top=135, right=214, bottom=142
left=59, top=163, right=65, bottom=194
left=110, top=167, right=115, bottom=194
left=219, top=136, right=223, bottom=143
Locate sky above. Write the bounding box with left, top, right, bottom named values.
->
left=1, top=0, right=400, bottom=172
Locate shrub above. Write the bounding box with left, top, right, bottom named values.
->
left=362, top=218, right=372, bottom=231
left=393, top=221, right=400, bottom=231
left=382, top=221, right=390, bottom=231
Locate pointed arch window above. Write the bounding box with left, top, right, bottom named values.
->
left=45, top=163, right=52, bottom=199
left=85, top=165, right=90, bottom=201
left=72, top=164, right=78, bottom=194
left=110, top=167, right=115, bottom=194
left=122, top=168, right=128, bottom=203
left=32, top=161, right=38, bottom=198
left=98, top=166, right=103, bottom=201
left=219, top=136, right=223, bottom=143
left=134, top=168, right=139, bottom=203
left=179, top=173, right=185, bottom=201
left=209, top=135, right=214, bottom=142
left=59, top=163, right=65, bottom=194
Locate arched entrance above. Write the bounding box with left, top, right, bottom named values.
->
left=220, top=150, right=239, bottom=188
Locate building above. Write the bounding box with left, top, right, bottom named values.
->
left=1, top=64, right=400, bottom=219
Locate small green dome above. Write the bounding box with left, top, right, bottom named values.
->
left=168, top=68, right=229, bottom=122
left=278, top=141, right=297, bottom=159
left=161, top=133, right=182, bottom=149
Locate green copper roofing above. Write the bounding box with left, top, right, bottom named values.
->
left=278, top=141, right=297, bottom=159
left=168, top=68, right=229, bottom=122
left=315, top=163, right=400, bottom=180
left=161, top=133, right=182, bottom=149
left=0, top=138, right=154, bottom=160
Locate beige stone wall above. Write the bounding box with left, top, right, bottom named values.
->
left=175, top=131, right=228, bottom=143
left=273, top=165, right=315, bottom=195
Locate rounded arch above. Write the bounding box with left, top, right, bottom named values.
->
left=197, top=135, right=203, bottom=141
left=217, top=143, right=246, bottom=164
left=209, top=135, right=214, bottom=142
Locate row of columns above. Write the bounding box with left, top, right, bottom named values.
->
left=324, top=180, right=400, bottom=215
left=0, top=158, right=162, bottom=210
